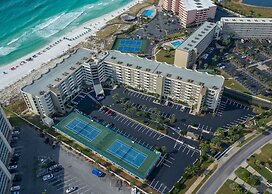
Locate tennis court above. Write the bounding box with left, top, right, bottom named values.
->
left=107, top=140, right=147, bottom=169
left=66, top=118, right=101, bottom=142
left=112, top=38, right=148, bottom=54
left=117, top=39, right=142, bottom=53
left=54, top=111, right=160, bottom=179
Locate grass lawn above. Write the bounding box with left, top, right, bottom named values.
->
left=156, top=49, right=175, bottom=64
left=247, top=143, right=272, bottom=180
left=220, top=0, right=272, bottom=18
left=217, top=179, right=252, bottom=194
left=3, top=109, right=25, bottom=126
left=235, top=167, right=260, bottom=188
left=164, top=31, right=186, bottom=40
left=219, top=70, right=252, bottom=94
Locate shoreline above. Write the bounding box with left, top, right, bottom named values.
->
left=0, top=0, right=141, bottom=92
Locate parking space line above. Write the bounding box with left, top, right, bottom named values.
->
left=149, top=130, right=154, bottom=136
left=131, top=122, right=136, bottom=127
left=141, top=128, right=146, bottom=133
left=158, top=183, right=163, bottom=191
left=123, top=119, right=128, bottom=124
left=153, top=181, right=159, bottom=188
left=137, top=126, right=143, bottom=131
left=152, top=133, right=157, bottom=138
left=186, top=149, right=190, bottom=155
left=182, top=146, right=187, bottom=152
left=161, top=186, right=167, bottom=193
left=80, top=189, right=93, bottom=194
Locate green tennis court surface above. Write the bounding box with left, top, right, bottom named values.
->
left=54, top=111, right=160, bottom=179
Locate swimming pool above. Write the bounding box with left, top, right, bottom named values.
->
left=171, top=40, right=183, bottom=47
left=143, top=10, right=154, bottom=17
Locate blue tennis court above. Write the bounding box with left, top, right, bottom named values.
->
left=107, top=140, right=147, bottom=169
left=116, top=39, right=142, bottom=53
left=66, top=118, right=101, bottom=142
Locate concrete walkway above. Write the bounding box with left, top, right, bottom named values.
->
left=185, top=163, right=218, bottom=194
left=229, top=174, right=258, bottom=193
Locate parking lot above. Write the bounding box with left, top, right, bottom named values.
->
left=88, top=107, right=199, bottom=193
left=106, top=87, right=254, bottom=135
left=9, top=123, right=131, bottom=194
left=221, top=40, right=272, bottom=97
left=123, top=10, right=181, bottom=57
left=71, top=85, right=255, bottom=193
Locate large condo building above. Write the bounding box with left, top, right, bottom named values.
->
left=21, top=48, right=224, bottom=117
left=220, top=17, right=272, bottom=39
left=163, top=0, right=217, bottom=27
left=174, top=22, right=216, bottom=68
left=0, top=106, right=13, bottom=194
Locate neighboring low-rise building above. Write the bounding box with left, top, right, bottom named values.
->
left=220, top=17, right=272, bottom=39
left=22, top=48, right=224, bottom=117
left=163, top=0, right=217, bottom=27
left=174, top=22, right=216, bottom=68
left=0, top=106, right=13, bottom=194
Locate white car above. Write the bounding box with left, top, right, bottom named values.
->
left=8, top=165, right=18, bottom=170
left=42, top=173, right=54, bottom=181
left=10, top=185, right=20, bottom=191
left=66, top=186, right=78, bottom=193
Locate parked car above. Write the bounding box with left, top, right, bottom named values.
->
left=66, top=186, right=78, bottom=193
left=10, top=185, right=20, bottom=191
left=42, top=173, right=54, bottom=181
left=267, top=180, right=272, bottom=187
left=48, top=164, right=62, bottom=171
left=8, top=165, right=18, bottom=170
left=91, top=168, right=104, bottom=177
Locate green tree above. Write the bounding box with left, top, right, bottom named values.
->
left=214, top=128, right=224, bottom=138
left=170, top=114, right=177, bottom=124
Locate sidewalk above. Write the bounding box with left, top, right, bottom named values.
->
left=229, top=172, right=258, bottom=193
left=185, top=162, right=218, bottom=194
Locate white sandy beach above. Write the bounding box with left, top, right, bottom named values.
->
left=0, top=0, right=141, bottom=91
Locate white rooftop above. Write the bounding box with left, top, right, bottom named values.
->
left=221, top=17, right=272, bottom=24
left=182, top=0, right=216, bottom=11
left=177, top=22, right=216, bottom=51
left=103, top=51, right=224, bottom=89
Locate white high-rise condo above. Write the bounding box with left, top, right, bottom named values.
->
left=174, top=22, right=217, bottom=68
left=220, top=17, right=272, bottom=39
left=163, top=0, right=217, bottom=27
left=21, top=48, right=224, bottom=117
left=0, top=106, right=13, bottom=194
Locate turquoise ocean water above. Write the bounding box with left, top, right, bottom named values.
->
left=0, top=0, right=131, bottom=65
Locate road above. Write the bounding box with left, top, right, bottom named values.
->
left=197, top=128, right=272, bottom=194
